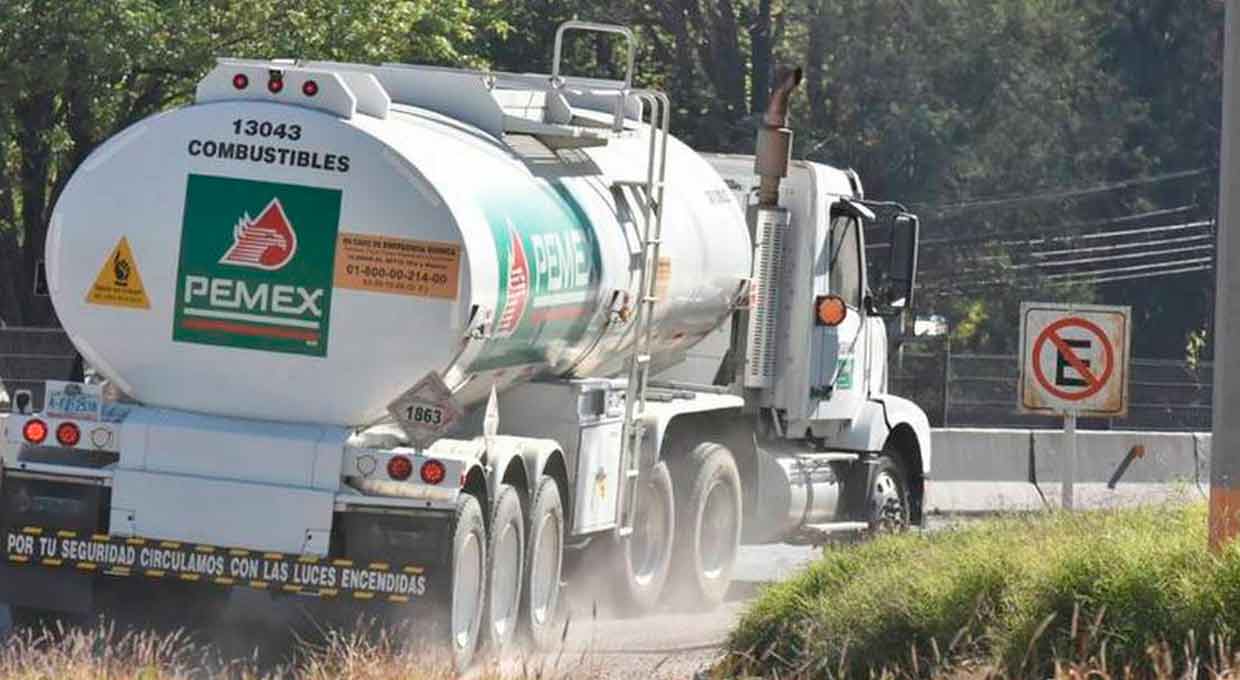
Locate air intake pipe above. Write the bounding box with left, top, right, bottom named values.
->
left=755, top=66, right=803, bottom=207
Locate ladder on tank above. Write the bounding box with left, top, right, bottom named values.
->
left=550, top=21, right=673, bottom=537
left=615, top=90, right=670, bottom=537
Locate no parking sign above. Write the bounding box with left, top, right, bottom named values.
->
left=1019, top=303, right=1131, bottom=417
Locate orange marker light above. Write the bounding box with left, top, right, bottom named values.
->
left=815, top=295, right=848, bottom=327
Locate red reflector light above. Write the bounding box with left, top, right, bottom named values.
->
left=232, top=73, right=249, bottom=90
left=420, top=460, right=446, bottom=485
left=22, top=419, right=48, bottom=444
left=302, top=80, right=319, bottom=97
left=56, top=422, right=81, bottom=447
left=387, top=455, right=413, bottom=481
left=267, top=76, right=284, bottom=94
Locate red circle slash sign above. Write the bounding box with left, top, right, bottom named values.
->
left=1031, top=317, right=1114, bottom=401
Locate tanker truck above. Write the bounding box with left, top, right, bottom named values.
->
left=0, top=22, right=929, bottom=668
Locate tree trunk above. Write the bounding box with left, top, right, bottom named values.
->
left=15, top=88, right=58, bottom=327
left=749, top=0, right=773, bottom=116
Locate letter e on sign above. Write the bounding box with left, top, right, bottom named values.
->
left=1018, top=303, right=1131, bottom=417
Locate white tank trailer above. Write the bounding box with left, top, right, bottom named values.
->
left=0, top=23, right=931, bottom=670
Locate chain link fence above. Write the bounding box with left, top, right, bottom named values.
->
left=0, top=328, right=79, bottom=413
left=891, top=338, right=1212, bottom=431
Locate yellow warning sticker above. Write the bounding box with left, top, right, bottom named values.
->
left=86, top=237, right=150, bottom=309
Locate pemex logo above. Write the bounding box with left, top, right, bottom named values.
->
left=219, top=198, right=298, bottom=271
left=174, top=175, right=341, bottom=357
left=495, top=221, right=529, bottom=337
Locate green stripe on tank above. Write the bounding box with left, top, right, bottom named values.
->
left=469, top=180, right=604, bottom=372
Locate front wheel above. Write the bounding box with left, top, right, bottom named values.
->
left=869, top=455, right=911, bottom=532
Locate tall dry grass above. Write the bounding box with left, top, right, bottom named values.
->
left=0, top=621, right=600, bottom=680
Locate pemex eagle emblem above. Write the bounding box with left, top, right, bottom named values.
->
left=218, top=198, right=298, bottom=271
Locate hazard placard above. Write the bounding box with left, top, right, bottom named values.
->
left=86, top=237, right=150, bottom=309
left=1019, top=303, right=1131, bottom=416
left=387, top=372, right=464, bottom=449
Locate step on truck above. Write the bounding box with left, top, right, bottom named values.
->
left=0, top=22, right=929, bottom=669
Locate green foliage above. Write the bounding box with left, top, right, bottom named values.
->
left=0, top=0, right=1224, bottom=356
left=724, top=504, right=1238, bottom=678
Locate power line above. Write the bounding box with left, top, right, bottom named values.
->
left=913, top=168, right=1211, bottom=213
left=1030, top=232, right=1214, bottom=258
left=1044, top=256, right=1213, bottom=280
left=1059, top=264, right=1213, bottom=286
left=1033, top=244, right=1214, bottom=268
left=867, top=205, right=1198, bottom=249
left=915, top=215, right=1210, bottom=249
left=930, top=263, right=1213, bottom=293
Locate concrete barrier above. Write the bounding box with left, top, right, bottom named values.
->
left=927, top=428, right=1210, bottom=514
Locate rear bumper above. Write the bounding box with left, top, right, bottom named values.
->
left=0, top=470, right=452, bottom=615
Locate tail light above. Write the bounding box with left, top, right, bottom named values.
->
left=302, top=80, right=319, bottom=97
left=420, top=460, right=446, bottom=485
left=387, top=455, right=413, bottom=481
left=22, top=419, right=48, bottom=444
left=56, top=422, right=81, bottom=447
left=267, top=74, right=284, bottom=94
left=232, top=73, right=249, bottom=90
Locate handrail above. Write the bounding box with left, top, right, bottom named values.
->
left=551, top=21, right=637, bottom=90
left=551, top=21, right=639, bottom=132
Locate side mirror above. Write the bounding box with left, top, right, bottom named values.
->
left=871, top=213, right=919, bottom=316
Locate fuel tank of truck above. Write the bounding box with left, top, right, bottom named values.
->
left=47, top=62, right=751, bottom=425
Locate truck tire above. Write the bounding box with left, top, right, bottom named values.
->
left=612, top=460, right=675, bottom=616
left=521, top=475, right=565, bottom=650
left=869, top=455, right=911, bottom=532
left=451, top=493, right=487, bottom=671
left=671, top=443, right=742, bottom=610
left=484, top=484, right=524, bottom=654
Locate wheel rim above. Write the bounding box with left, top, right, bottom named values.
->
left=491, top=520, right=521, bottom=639
left=529, top=511, right=562, bottom=625
left=873, top=470, right=908, bottom=531
left=699, top=480, right=738, bottom=579
left=631, top=477, right=669, bottom=586
left=452, top=530, right=483, bottom=651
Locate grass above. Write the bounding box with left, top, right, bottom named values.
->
left=720, top=503, right=1240, bottom=679
left=0, top=621, right=595, bottom=680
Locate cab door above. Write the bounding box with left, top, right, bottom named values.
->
left=809, top=207, right=870, bottom=421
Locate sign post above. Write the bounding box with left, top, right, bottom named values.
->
left=1019, top=303, right=1131, bottom=509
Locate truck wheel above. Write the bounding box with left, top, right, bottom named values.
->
left=672, top=443, right=742, bottom=610
left=613, top=460, right=675, bottom=616
left=484, top=484, right=524, bottom=654
left=522, top=475, right=565, bottom=650
left=451, top=493, right=487, bottom=671
left=869, top=455, right=911, bottom=532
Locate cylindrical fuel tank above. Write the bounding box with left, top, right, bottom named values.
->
left=48, top=98, right=750, bottom=425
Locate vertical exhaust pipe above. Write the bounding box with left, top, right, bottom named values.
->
left=755, top=66, right=803, bottom=207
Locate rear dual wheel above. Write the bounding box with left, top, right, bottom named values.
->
left=455, top=477, right=568, bottom=669
left=450, top=493, right=487, bottom=672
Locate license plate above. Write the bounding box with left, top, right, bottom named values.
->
left=43, top=381, right=102, bottom=421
